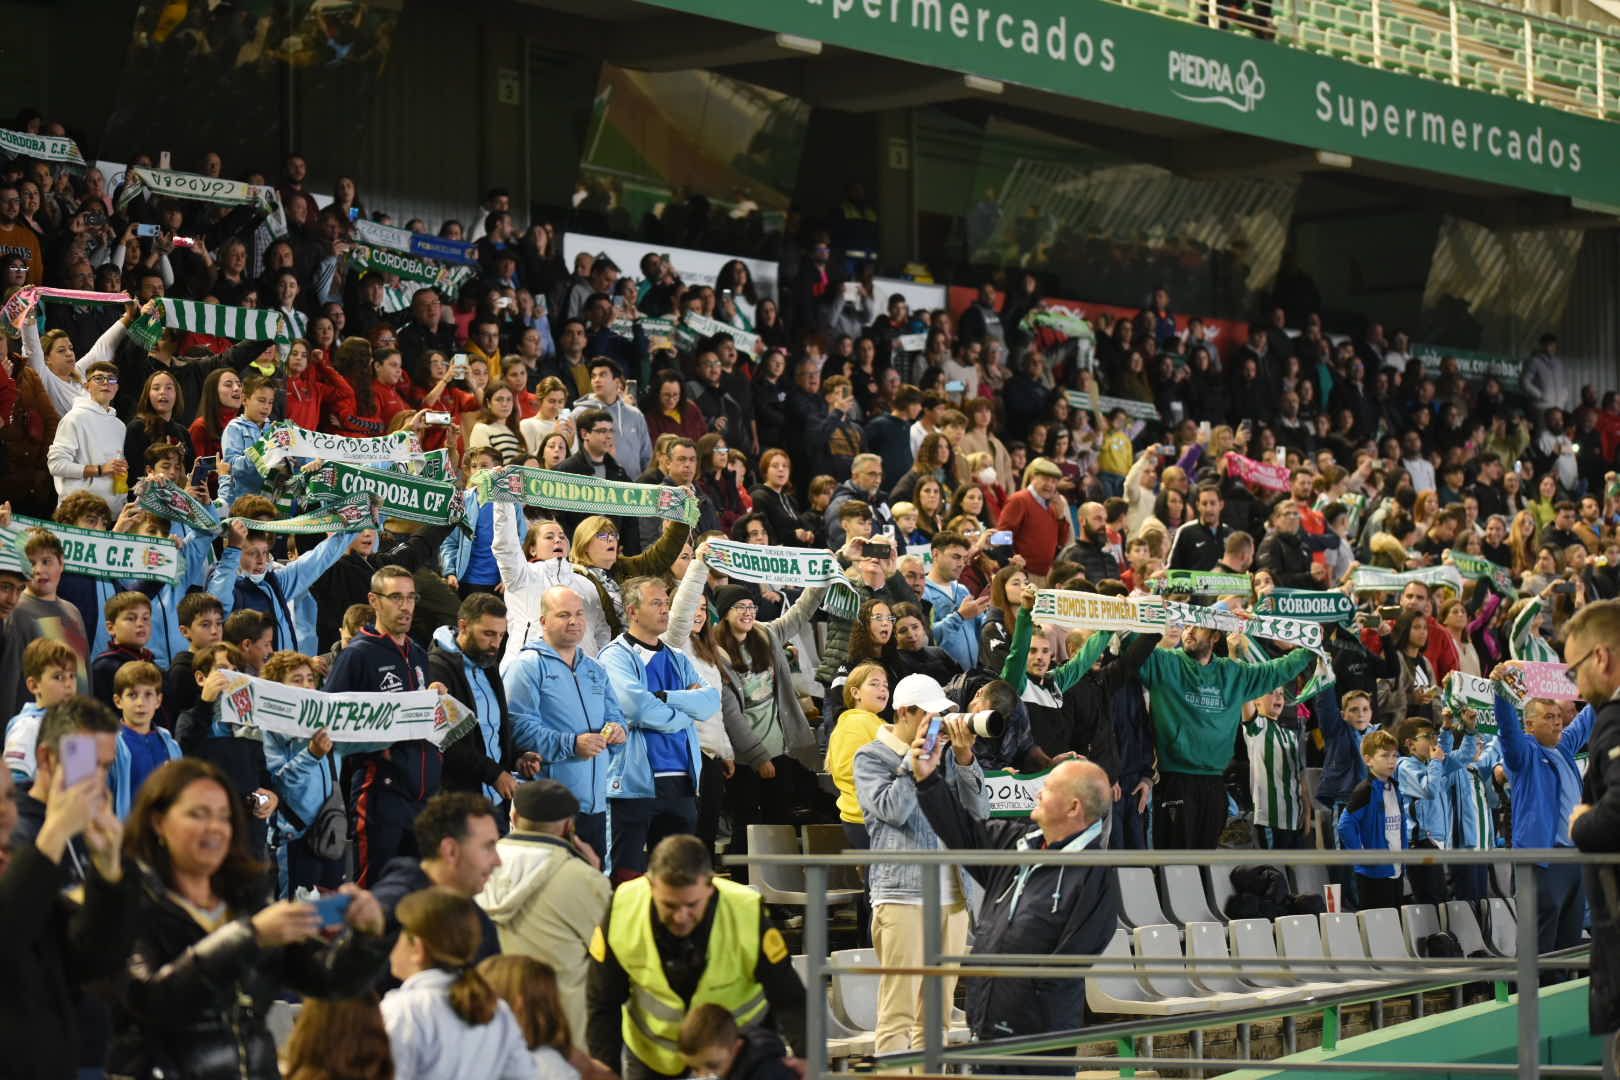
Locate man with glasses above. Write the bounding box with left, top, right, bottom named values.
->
left=325, top=565, right=452, bottom=886
left=45, top=361, right=129, bottom=513
left=1564, top=600, right=1620, bottom=1034
left=0, top=184, right=43, bottom=283
left=558, top=407, right=643, bottom=555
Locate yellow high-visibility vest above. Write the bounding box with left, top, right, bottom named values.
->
left=605, top=876, right=769, bottom=1074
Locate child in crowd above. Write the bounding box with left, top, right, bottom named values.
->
left=477, top=956, right=581, bottom=1080
left=129, top=499, right=216, bottom=671
left=224, top=609, right=277, bottom=676
left=206, top=515, right=355, bottom=654
left=2, top=640, right=82, bottom=782
left=218, top=374, right=278, bottom=506
left=49, top=491, right=123, bottom=660
left=111, top=659, right=180, bottom=817
left=91, top=591, right=156, bottom=705
left=887, top=502, right=927, bottom=549
left=176, top=641, right=279, bottom=857
left=1395, top=715, right=1473, bottom=903
left=678, top=1003, right=797, bottom=1080
left=261, top=649, right=345, bottom=893
left=168, top=592, right=226, bottom=718
left=318, top=602, right=375, bottom=677
left=1241, top=687, right=1308, bottom=849
left=0, top=527, right=90, bottom=721
left=1337, top=728, right=1406, bottom=910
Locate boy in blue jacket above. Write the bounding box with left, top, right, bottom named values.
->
left=1337, top=729, right=1407, bottom=910
left=260, top=650, right=345, bottom=896
left=1395, top=714, right=1475, bottom=903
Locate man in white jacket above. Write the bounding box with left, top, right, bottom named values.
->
left=491, top=501, right=607, bottom=671
left=47, top=360, right=130, bottom=512
left=476, top=779, right=612, bottom=1042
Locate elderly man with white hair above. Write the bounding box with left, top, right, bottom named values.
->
left=912, top=723, right=1121, bottom=1058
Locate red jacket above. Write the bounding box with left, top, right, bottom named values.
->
left=284, top=358, right=355, bottom=432
left=189, top=409, right=237, bottom=458
left=372, top=380, right=411, bottom=427
left=647, top=401, right=709, bottom=443
left=996, top=488, right=1072, bottom=578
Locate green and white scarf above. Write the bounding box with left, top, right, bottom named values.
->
left=347, top=244, right=474, bottom=298
left=134, top=479, right=222, bottom=535
left=0, top=514, right=183, bottom=585
left=703, top=540, right=860, bottom=619
left=1351, top=565, right=1464, bottom=595
left=218, top=672, right=478, bottom=749
left=225, top=494, right=379, bottom=536
left=1148, top=570, right=1252, bottom=597
left=1449, top=551, right=1519, bottom=599
left=1440, top=671, right=1500, bottom=735
left=0, top=127, right=85, bottom=169
left=116, top=167, right=285, bottom=236
left=476, top=465, right=700, bottom=528
left=416, top=448, right=451, bottom=482
left=305, top=461, right=465, bottom=526
left=677, top=311, right=762, bottom=355
left=1063, top=389, right=1160, bottom=423
left=128, top=298, right=287, bottom=351
left=245, top=421, right=424, bottom=475
left=1254, top=587, right=1357, bottom=624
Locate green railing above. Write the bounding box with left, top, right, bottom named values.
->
left=1113, top=0, right=1620, bottom=120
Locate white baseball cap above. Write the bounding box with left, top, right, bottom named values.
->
left=892, top=673, right=954, bottom=715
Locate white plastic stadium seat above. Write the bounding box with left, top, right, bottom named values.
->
left=1443, top=901, right=1491, bottom=957
left=1161, top=866, right=1221, bottom=926
left=1133, top=923, right=1254, bottom=1007
left=1400, top=904, right=1442, bottom=958
left=1117, top=867, right=1172, bottom=928
left=1183, top=921, right=1302, bottom=1003
left=1229, top=918, right=1335, bottom=997
left=1086, top=929, right=1219, bottom=1016
left=1275, top=914, right=1380, bottom=991
left=792, top=955, right=873, bottom=1058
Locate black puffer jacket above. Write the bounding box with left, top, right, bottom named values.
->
left=108, top=865, right=390, bottom=1080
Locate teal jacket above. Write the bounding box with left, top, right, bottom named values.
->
left=1131, top=641, right=1315, bottom=776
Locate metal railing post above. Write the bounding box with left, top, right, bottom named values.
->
left=922, top=865, right=944, bottom=1077
left=804, top=866, right=828, bottom=1080
left=1449, top=0, right=1463, bottom=85
left=1372, top=0, right=1384, bottom=68
left=1526, top=17, right=1538, bottom=102
left=1207, top=0, right=1219, bottom=28
left=1517, top=867, right=1541, bottom=1079
left=1599, top=39, right=1607, bottom=116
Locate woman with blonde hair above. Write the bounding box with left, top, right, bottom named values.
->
left=570, top=514, right=690, bottom=638
left=382, top=888, right=532, bottom=1080
left=24, top=298, right=142, bottom=416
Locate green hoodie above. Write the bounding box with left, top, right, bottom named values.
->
left=1134, top=641, right=1316, bottom=776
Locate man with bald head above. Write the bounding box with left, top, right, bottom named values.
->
left=504, top=585, right=629, bottom=858
left=911, top=720, right=1121, bottom=1057
left=1057, top=501, right=1119, bottom=584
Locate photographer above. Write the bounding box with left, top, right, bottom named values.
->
left=912, top=723, right=1120, bottom=1063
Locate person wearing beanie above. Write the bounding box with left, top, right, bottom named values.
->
left=994, top=457, right=1072, bottom=580
left=477, top=779, right=612, bottom=1041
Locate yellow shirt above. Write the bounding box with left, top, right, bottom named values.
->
left=825, top=707, right=885, bottom=824
left=1099, top=428, right=1133, bottom=477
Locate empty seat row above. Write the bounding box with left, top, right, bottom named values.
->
left=793, top=950, right=970, bottom=1059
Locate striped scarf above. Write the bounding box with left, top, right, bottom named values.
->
left=128, top=298, right=287, bottom=351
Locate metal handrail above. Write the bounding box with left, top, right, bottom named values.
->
left=753, top=848, right=1613, bottom=1078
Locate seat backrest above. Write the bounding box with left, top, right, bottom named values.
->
left=1094, top=928, right=1149, bottom=1002
left=1321, top=913, right=1372, bottom=977
left=748, top=825, right=805, bottom=896
left=1443, top=901, right=1490, bottom=956
left=1359, top=907, right=1411, bottom=966
left=1162, top=865, right=1218, bottom=926
left=1184, top=920, right=1245, bottom=993
left=1207, top=864, right=1237, bottom=921
left=799, top=824, right=864, bottom=891
left=1230, top=917, right=1293, bottom=987
left=1289, top=863, right=1329, bottom=900
left=1117, top=867, right=1169, bottom=928
left=1485, top=898, right=1518, bottom=956
left=1400, top=904, right=1442, bottom=957
left=1133, top=924, right=1194, bottom=998
left=1491, top=863, right=1516, bottom=900
left=1274, top=912, right=1326, bottom=982
left=830, top=948, right=879, bottom=1031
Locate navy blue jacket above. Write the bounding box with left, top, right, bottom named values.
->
left=1313, top=689, right=1371, bottom=807
left=1337, top=774, right=1408, bottom=879
left=326, top=627, right=441, bottom=803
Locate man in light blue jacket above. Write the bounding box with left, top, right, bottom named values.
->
left=922, top=532, right=988, bottom=672
left=598, top=575, right=719, bottom=882
left=504, top=586, right=626, bottom=861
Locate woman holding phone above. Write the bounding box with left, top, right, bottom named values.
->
left=109, top=758, right=390, bottom=1080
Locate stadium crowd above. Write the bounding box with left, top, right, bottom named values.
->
left=4, top=120, right=1620, bottom=1079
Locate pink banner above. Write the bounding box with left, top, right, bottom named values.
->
left=1, top=285, right=131, bottom=336
left=1227, top=452, right=1292, bottom=493
left=1519, top=661, right=1582, bottom=701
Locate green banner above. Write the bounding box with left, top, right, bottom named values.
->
left=0, top=514, right=183, bottom=585
left=134, top=478, right=223, bottom=535
left=226, top=494, right=379, bottom=536
left=305, top=461, right=465, bottom=526
left=636, top=0, right=1619, bottom=203
left=1148, top=569, right=1252, bottom=597
left=476, top=465, right=700, bottom=527
left=1412, top=343, right=1521, bottom=393
left=1255, top=587, right=1357, bottom=624
left=1449, top=551, right=1519, bottom=599
left=347, top=244, right=474, bottom=298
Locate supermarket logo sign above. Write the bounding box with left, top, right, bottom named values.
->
left=1168, top=52, right=1266, bottom=113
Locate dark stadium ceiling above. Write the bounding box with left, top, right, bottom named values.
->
left=515, top=0, right=1620, bottom=227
